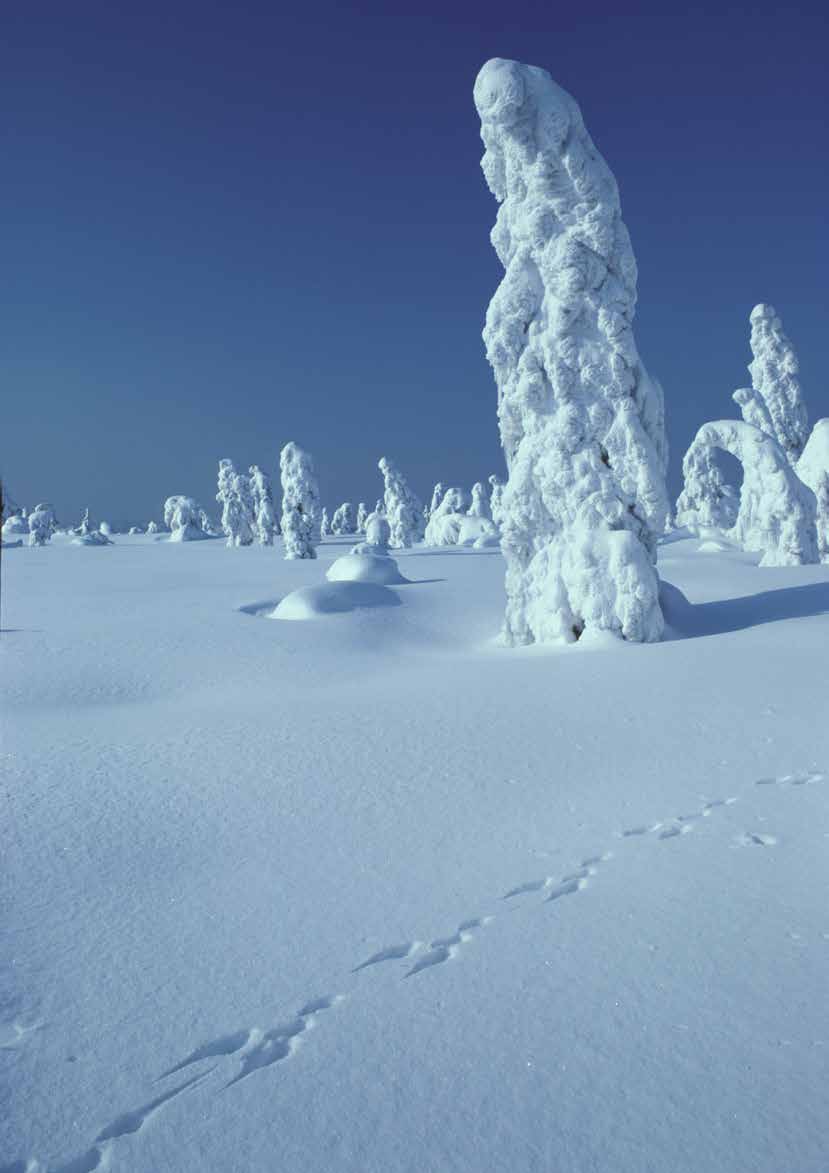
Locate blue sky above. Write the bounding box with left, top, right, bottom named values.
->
left=2, top=0, right=827, bottom=524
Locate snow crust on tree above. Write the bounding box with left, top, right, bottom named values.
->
left=475, top=57, right=669, bottom=645
left=681, top=420, right=818, bottom=566
left=147, top=520, right=160, bottom=534
left=488, top=475, right=505, bottom=525
left=427, top=483, right=445, bottom=519
left=355, top=511, right=392, bottom=555
left=3, top=513, right=30, bottom=537
left=378, top=457, right=425, bottom=548
left=468, top=482, right=491, bottom=519
left=163, top=496, right=209, bottom=542
left=248, top=465, right=278, bottom=544
left=280, top=442, right=320, bottom=560
left=216, top=459, right=254, bottom=547
left=796, top=419, right=829, bottom=561
left=331, top=502, right=356, bottom=535
left=735, top=304, right=808, bottom=465
left=320, top=508, right=331, bottom=538
left=28, top=504, right=57, bottom=546
left=356, top=502, right=369, bottom=533
left=77, top=508, right=92, bottom=537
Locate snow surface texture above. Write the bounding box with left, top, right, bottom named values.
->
left=326, top=552, right=407, bottom=586
left=163, top=496, right=209, bottom=543
left=735, top=304, right=809, bottom=466
left=280, top=442, right=320, bottom=560
left=249, top=464, right=279, bottom=544
left=378, top=457, right=425, bottom=548
left=680, top=420, right=818, bottom=566
left=475, top=58, right=670, bottom=646
left=796, top=419, right=829, bottom=562
left=4, top=536, right=829, bottom=1173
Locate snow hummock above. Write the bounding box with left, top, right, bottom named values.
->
left=475, top=57, right=669, bottom=646
left=326, top=552, right=407, bottom=586
left=271, top=581, right=401, bottom=620
left=680, top=420, right=818, bottom=566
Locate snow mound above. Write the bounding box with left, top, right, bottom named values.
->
left=270, top=581, right=401, bottom=621
left=426, top=512, right=499, bottom=548
left=72, top=531, right=114, bottom=546
left=326, top=552, right=407, bottom=585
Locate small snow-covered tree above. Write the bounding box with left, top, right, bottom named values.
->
left=78, top=508, right=92, bottom=536
left=374, top=498, right=385, bottom=515
left=128, top=526, right=142, bottom=535
left=320, top=507, right=330, bottom=537
left=280, top=442, right=320, bottom=559
left=680, top=420, right=817, bottom=565
left=147, top=520, right=160, bottom=534
left=467, top=482, right=491, bottom=519
left=363, top=511, right=391, bottom=552
left=378, top=457, right=425, bottom=548
left=488, top=475, right=505, bottom=525
left=28, top=503, right=57, bottom=546
left=331, top=502, right=356, bottom=534
left=427, top=482, right=445, bottom=519
left=164, top=496, right=207, bottom=542
left=216, top=459, right=254, bottom=547
left=356, top=502, right=369, bottom=532
left=675, top=445, right=740, bottom=532
left=734, top=304, right=808, bottom=465
left=249, top=464, right=278, bottom=545
left=797, top=419, right=829, bottom=562
left=475, top=58, right=669, bottom=644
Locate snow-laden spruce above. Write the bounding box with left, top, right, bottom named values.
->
left=28, top=504, right=57, bottom=546
left=331, top=502, right=356, bottom=535
left=359, top=510, right=391, bottom=554
left=488, top=475, right=505, bottom=525
left=427, top=483, right=445, bottom=519
left=163, top=496, right=209, bottom=542
left=424, top=486, right=498, bottom=547
left=216, top=460, right=254, bottom=547
left=3, top=512, right=30, bottom=537
left=320, top=507, right=331, bottom=538
left=681, top=421, right=818, bottom=565
left=249, top=465, right=278, bottom=545
left=796, top=419, right=829, bottom=561
left=147, top=520, right=160, bottom=534
left=675, top=445, right=740, bottom=533
left=475, top=58, right=669, bottom=645
left=378, top=457, right=425, bottom=548
left=468, top=482, right=491, bottom=520
left=280, top=442, right=320, bottom=559
left=733, top=305, right=808, bottom=465
left=356, top=502, right=369, bottom=533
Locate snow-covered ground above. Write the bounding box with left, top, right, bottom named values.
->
left=2, top=534, right=828, bottom=1172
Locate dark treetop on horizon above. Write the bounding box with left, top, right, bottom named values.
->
left=2, top=0, right=827, bottom=524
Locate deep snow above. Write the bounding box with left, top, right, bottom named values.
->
left=2, top=534, right=828, bottom=1172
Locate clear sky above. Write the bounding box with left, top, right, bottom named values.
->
left=2, top=0, right=827, bottom=525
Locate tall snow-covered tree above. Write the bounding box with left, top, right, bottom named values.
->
left=488, top=475, right=505, bottom=525
left=467, top=482, right=491, bottom=519
left=733, top=304, right=808, bottom=465
left=356, top=502, right=369, bottom=532
left=249, top=464, right=278, bottom=545
left=216, top=459, right=254, bottom=547
left=475, top=58, right=669, bottom=645
left=427, top=482, right=445, bottom=519
left=28, top=504, right=57, bottom=546
left=331, top=502, right=356, bottom=534
left=378, top=457, right=425, bottom=548
left=280, top=442, right=320, bottom=559
left=320, top=507, right=330, bottom=537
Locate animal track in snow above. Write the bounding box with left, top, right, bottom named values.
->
left=735, top=831, right=778, bottom=847
left=0, top=1020, right=43, bottom=1051
left=405, top=919, right=493, bottom=978
left=352, top=942, right=423, bottom=972
left=503, top=855, right=610, bottom=902
left=756, top=771, right=824, bottom=788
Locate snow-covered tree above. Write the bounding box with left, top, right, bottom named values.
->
left=467, top=482, right=491, bottom=519
left=475, top=58, right=669, bottom=645
left=733, top=304, right=808, bottom=465
left=427, top=482, right=445, bottom=519
left=77, top=508, right=92, bottom=536
left=280, top=442, right=320, bottom=559
left=320, top=508, right=331, bottom=537
left=216, top=459, right=254, bottom=547
left=163, top=495, right=208, bottom=542
left=797, top=419, right=829, bottom=562
left=28, top=504, right=57, bottom=546
left=378, top=457, right=425, bottom=548
left=680, top=420, right=817, bottom=565
left=675, top=446, right=740, bottom=532
left=488, top=475, right=505, bottom=525
left=331, top=502, right=356, bottom=534
left=363, top=511, right=391, bottom=553
left=2, top=511, right=29, bottom=537
left=147, top=520, right=160, bottom=534
left=356, top=502, right=369, bottom=532
left=128, top=526, right=142, bottom=535
left=249, top=464, right=278, bottom=545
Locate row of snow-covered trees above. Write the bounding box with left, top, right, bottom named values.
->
left=674, top=303, right=828, bottom=566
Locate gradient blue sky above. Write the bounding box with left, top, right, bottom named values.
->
left=2, top=0, right=827, bottom=524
